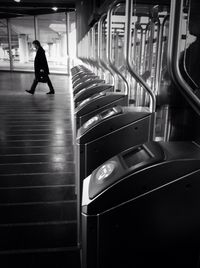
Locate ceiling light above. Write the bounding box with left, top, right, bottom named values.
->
left=14, top=0, right=21, bottom=2
left=52, top=7, right=58, bottom=11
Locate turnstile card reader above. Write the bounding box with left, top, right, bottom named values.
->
left=75, top=92, right=128, bottom=130
left=72, top=74, right=97, bottom=85
left=82, top=141, right=200, bottom=268
left=72, top=72, right=95, bottom=84
left=77, top=105, right=154, bottom=182
left=73, top=79, right=105, bottom=96
left=72, top=75, right=99, bottom=88
left=74, top=84, right=113, bottom=106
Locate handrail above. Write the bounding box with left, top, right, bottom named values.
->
left=124, top=0, right=156, bottom=113
left=106, top=0, right=130, bottom=96
left=91, top=23, right=100, bottom=74
left=182, top=3, right=198, bottom=89
left=98, top=13, right=115, bottom=84
left=167, top=0, right=200, bottom=113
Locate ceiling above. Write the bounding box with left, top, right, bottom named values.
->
left=0, top=0, right=76, bottom=19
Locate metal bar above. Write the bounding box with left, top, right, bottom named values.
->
left=148, top=21, right=154, bottom=73
left=124, top=0, right=156, bottom=112
left=107, top=0, right=129, bottom=95
left=94, top=22, right=101, bottom=77
left=98, top=13, right=115, bottom=85
left=156, top=14, right=169, bottom=93
left=167, top=0, right=200, bottom=112
left=152, top=18, right=161, bottom=93
left=139, top=26, right=144, bottom=75
left=144, top=23, right=150, bottom=74
left=97, top=14, right=106, bottom=79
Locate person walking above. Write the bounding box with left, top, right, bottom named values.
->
left=26, top=40, right=55, bottom=95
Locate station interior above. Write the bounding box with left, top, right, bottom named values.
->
left=1, top=0, right=200, bottom=267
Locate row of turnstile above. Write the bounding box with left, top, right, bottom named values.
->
left=71, top=64, right=200, bottom=268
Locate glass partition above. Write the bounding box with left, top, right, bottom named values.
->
left=10, top=16, right=35, bottom=71
left=37, top=13, right=68, bottom=74
left=0, top=19, right=9, bottom=70
left=0, top=12, right=77, bottom=74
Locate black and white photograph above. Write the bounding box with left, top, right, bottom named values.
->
left=0, top=0, right=200, bottom=267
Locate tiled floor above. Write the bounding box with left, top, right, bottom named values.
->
left=0, top=72, right=80, bottom=267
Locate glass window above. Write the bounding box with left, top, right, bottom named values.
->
left=0, top=12, right=76, bottom=74
left=0, top=19, right=9, bottom=70
left=37, top=13, right=68, bottom=74
left=10, top=16, right=35, bottom=71
left=68, top=12, right=77, bottom=66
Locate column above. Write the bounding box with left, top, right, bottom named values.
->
left=60, top=33, right=67, bottom=57
left=55, top=37, right=61, bottom=64
left=7, top=18, right=13, bottom=70
left=65, top=12, right=70, bottom=74
left=60, top=33, right=67, bottom=65
left=34, top=16, right=39, bottom=40
left=48, top=42, right=54, bottom=60
left=18, top=34, right=29, bottom=63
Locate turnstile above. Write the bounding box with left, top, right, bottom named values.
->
left=72, top=74, right=99, bottom=88
left=74, top=83, right=113, bottom=106
left=75, top=92, right=128, bottom=130
left=72, top=70, right=95, bottom=83
left=77, top=105, right=154, bottom=183
left=82, top=141, right=200, bottom=268
left=73, top=78, right=105, bottom=96
left=76, top=105, right=154, bottom=246
left=71, top=65, right=89, bottom=76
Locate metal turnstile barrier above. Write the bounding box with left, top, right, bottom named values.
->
left=82, top=141, right=200, bottom=268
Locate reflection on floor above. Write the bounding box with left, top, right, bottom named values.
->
left=0, top=72, right=80, bottom=267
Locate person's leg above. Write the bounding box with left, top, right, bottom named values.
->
left=26, top=78, right=38, bottom=94
left=46, top=76, right=55, bottom=94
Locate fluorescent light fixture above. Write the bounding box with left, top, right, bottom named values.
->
left=52, top=7, right=58, bottom=11
left=14, top=0, right=21, bottom=2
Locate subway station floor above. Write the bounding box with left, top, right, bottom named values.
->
left=0, top=72, right=80, bottom=267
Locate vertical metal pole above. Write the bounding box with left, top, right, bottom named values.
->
left=7, top=18, right=13, bottom=71
left=153, top=19, right=161, bottom=94
left=148, top=21, right=154, bottom=73
left=124, top=0, right=156, bottom=112
left=98, top=13, right=114, bottom=83
left=34, top=16, right=38, bottom=40
left=139, top=27, right=144, bottom=75
left=156, top=15, right=169, bottom=93
left=143, top=23, right=150, bottom=74
left=65, top=12, right=70, bottom=74
left=91, top=27, right=95, bottom=72
left=107, top=3, right=129, bottom=94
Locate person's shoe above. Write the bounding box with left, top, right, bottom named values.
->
left=46, top=91, right=55, bottom=94
left=26, top=90, right=34, bottom=95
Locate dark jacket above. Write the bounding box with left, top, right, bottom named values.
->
left=34, top=46, right=49, bottom=78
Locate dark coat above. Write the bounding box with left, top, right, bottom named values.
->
left=34, top=46, right=49, bottom=79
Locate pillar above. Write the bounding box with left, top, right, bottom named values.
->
left=18, top=34, right=29, bottom=63
left=48, top=42, right=54, bottom=60
left=55, top=37, right=61, bottom=64
left=7, top=18, right=13, bottom=70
